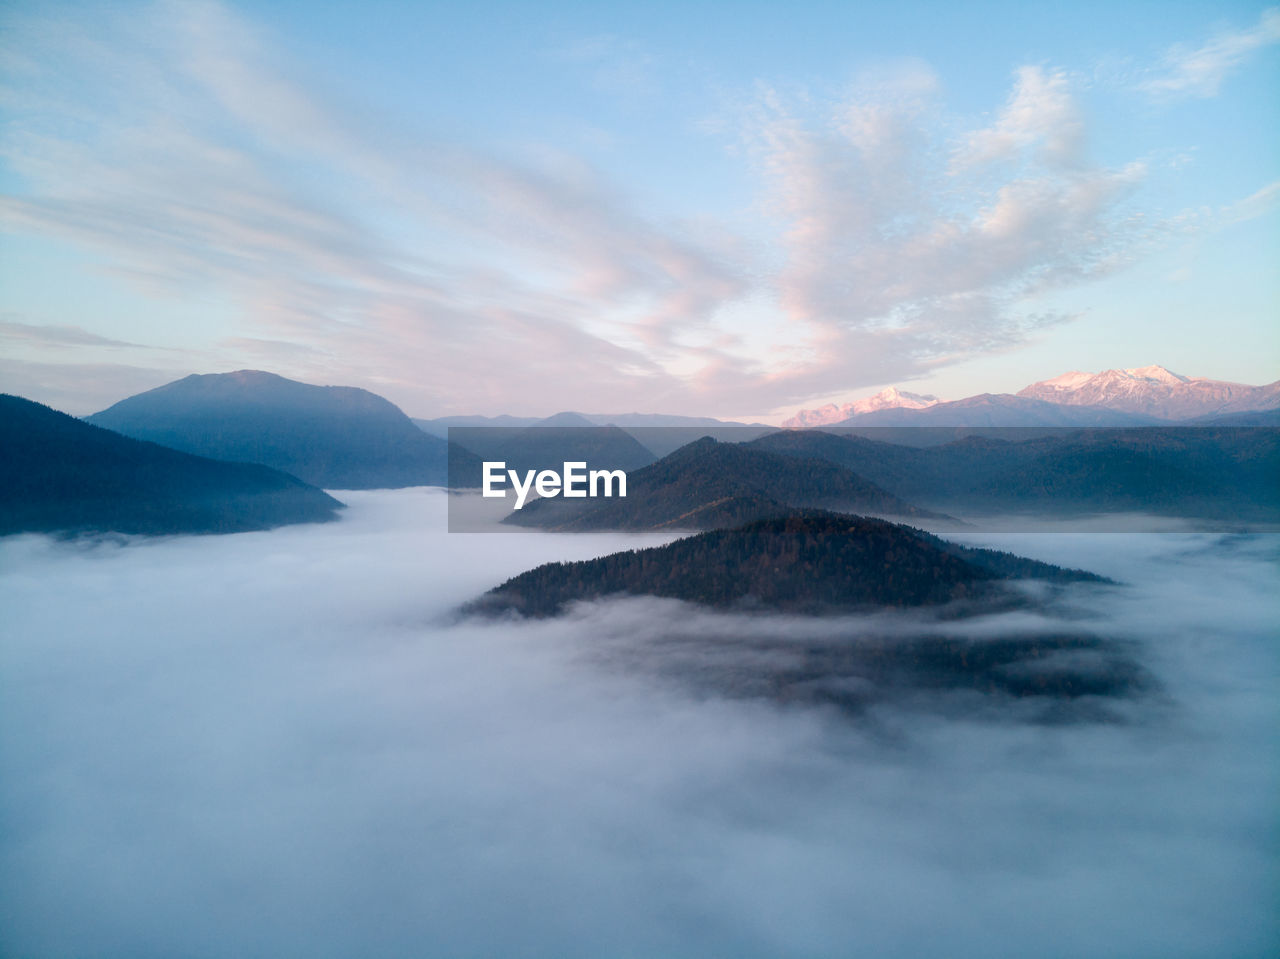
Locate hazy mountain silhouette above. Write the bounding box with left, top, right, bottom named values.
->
left=1, top=394, right=342, bottom=536
left=833, top=394, right=1161, bottom=428
left=504, top=437, right=946, bottom=531
left=414, top=410, right=765, bottom=440
left=88, top=371, right=479, bottom=489
left=475, top=511, right=1108, bottom=617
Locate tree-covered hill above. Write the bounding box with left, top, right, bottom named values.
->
left=474, top=511, right=1107, bottom=617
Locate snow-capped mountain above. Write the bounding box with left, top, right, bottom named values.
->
left=783, top=387, right=939, bottom=428
left=1017, top=365, right=1280, bottom=420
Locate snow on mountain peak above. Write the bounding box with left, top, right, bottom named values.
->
left=1018, top=365, right=1276, bottom=419
left=1123, top=365, right=1189, bottom=385
left=782, top=387, right=939, bottom=427
left=1037, top=370, right=1096, bottom=391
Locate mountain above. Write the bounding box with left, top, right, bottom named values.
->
left=1017, top=365, right=1280, bottom=420
left=781, top=367, right=1277, bottom=431
left=1, top=394, right=342, bottom=536
left=473, top=511, right=1107, bottom=617
left=88, top=371, right=478, bottom=489
left=783, top=387, right=939, bottom=428
left=504, top=436, right=944, bottom=531
left=749, top=426, right=1280, bottom=522
left=832, top=393, right=1160, bottom=428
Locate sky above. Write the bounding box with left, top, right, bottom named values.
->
left=2, top=489, right=1277, bottom=957
left=0, top=0, right=1277, bottom=419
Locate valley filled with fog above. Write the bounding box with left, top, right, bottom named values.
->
left=1, top=488, right=1276, bottom=958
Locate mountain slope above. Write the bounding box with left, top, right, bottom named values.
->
left=1017, top=365, right=1280, bottom=419
left=750, top=426, right=1280, bottom=521
left=474, top=511, right=1107, bottom=617
left=504, top=436, right=944, bottom=531
left=88, top=371, right=474, bottom=489
left=1, top=394, right=342, bottom=536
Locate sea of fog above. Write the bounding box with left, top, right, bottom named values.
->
left=1, top=488, right=1277, bottom=958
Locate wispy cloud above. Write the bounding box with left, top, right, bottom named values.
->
left=0, top=319, right=145, bottom=349
left=0, top=2, right=1177, bottom=417
left=1222, top=178, right=1280, bottom=223
left=957, top=67, right=1084, bottom=169
left=1141, top=7, right=1280, bottom=99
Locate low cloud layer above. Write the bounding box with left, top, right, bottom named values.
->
left=1, top=490, right=1276, bottom=957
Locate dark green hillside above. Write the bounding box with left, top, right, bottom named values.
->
left=88, top=370, right=479, bottom=489
left=1, top=394, right=342, bottom=536
left=475, top=511, right=1106, bottom=617
left=751, top=427, right=1280, bottom=520
left=505, top=437, right=943, bottom=531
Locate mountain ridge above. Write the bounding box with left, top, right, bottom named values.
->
left=782, top=365, right=1278, bottom=428
left=88, top=371, right=477, bottom=489
left=1, top=394, right=343, bottom=536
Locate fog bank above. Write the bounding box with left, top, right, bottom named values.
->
left=1, top=489, right=1276, bottom=958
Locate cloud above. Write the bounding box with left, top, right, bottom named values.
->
left=1222, top=178, right=1280, bottom=224
left=0, top=1, right=757, bottom=415
left=1, top=4, right=1174, bottom=417
left=0, top=318, right=145, bottom=349
left=0, top=357, right=190, bottom=415
left=0, top=491, right=1276, bottom=957
left=958, top=66, right=1084, bottom=168
left=732, top=67, right=1155, bottom=406
left=1141, top=7, right=1280, bottom=99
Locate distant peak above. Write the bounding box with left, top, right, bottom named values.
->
left=1122, top=365, right=1188, bottom=384
left=782, top=385, right=939, bottom=427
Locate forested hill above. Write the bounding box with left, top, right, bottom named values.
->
left=1, top=394, right=343, bottom=536
left=474, top=511, right=1107, bottom=617
left=504, top=437, right=945, bottom=531
left=749, top=427, right=1280, bottom=521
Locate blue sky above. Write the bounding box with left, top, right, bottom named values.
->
left=1, top=0, right=1276, bottom=418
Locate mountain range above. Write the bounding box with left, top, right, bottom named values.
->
left=1015, top=365, right=1280, bottom=419
left=749, top=426, right=1280, bottom=522
left=1, top=394, right=342, bottom=536
left=416, top=410, right=765, bottom=437
left=784, top=366, right=1280, bottom=428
